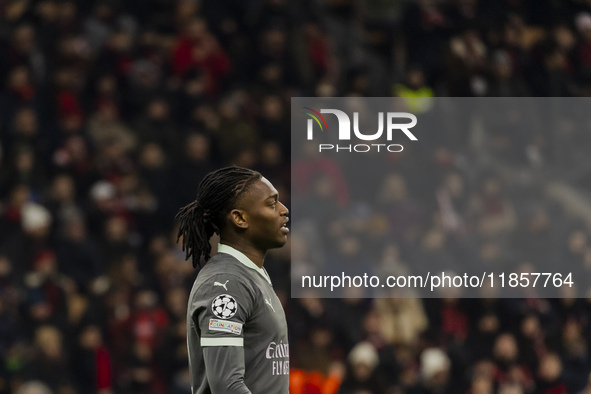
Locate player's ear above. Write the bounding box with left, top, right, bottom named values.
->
left=229, top=209, right=248, bottom=229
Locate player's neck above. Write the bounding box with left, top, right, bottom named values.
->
left=220, top=239, right=266, bottom=268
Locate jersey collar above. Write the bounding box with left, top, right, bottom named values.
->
left=217, top=243, right=272, bottom=285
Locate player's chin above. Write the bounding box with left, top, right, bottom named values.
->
left=269, top=235, right=288, bottom=249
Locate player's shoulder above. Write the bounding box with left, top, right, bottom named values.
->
left=197, top=252, right=248, bottom=280
left=192, top=254, right=258, bottom=297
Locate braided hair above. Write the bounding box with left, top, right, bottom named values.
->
left=175, top=166, right=262, bottom=268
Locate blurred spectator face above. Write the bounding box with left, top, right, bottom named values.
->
left=554, top=25, right=575, bottom=51
left=15, top=149, right=34, bottom=172
left=140, top=143, right=166, bottom=169
left=66, top=135, right=89, bottom=160
left=185, top=18, right=208, bottom=41
left=494, top=333, right=518, bottom=363
left=493, top=51, right=513, bottom=79
left=66, top=218, right=86, bottom=241
left=311, top=174, right=335, bottom=199
left=101, top=140, right=126, bottom=162
left=406, top=68, right=425, bottom=89
left=379, top=174, right=408, bottom=202
left=147, top=99, right=169, bottom=120
left=35, top=325, right=62, bottom=358
left=91, top=181, right=117, bottom=209
left=568, top=230, right=587, bottom=254
left=0, top=256, right=12, bottom=278
left=148, top=235, right=169, bottom=256
left=233, top=149, right=257, bottom=168
left=261, top=95, right=284, bottom=120
left=135, top=289, right=158, bottom=310
left=10, top=184, right=31, bottom=208
left=15, top=381, right=53, bottom=394
left=58, top=38, right=88, bottom=62
left=576, top=13, right=591, bottom=41
left=538, top=353, right=562, bottom=382
left=473, top=359, right=496, bottom=379
left=520, top=315, right=540, bottom=338
left=470, top=376, right=493, bottom=394
left=382, top=244, right=400, bottom=262
left=105, top=216, right=128, bottom=242
left=479, top=242, right=500, bottom=262
left=166, top=287, right=187, bottom=317
left=156, top=251, right=178, bottom=275
left=54, top=66, right=74, bottom=88
left=443, top=172, right=464, bottom=197
left=97, top=74, right=117, bottom=95
left=315, top=79, right=336, bottom=97
left=499, top=384, right=524, bottom=394
left=260, top=63, right=283, bottom=86
left=478, top=313, right=500, bottom=333
left=184, top=72, right=206, bottom=96
left=57, top=1, right=77, bottom=24
left=133, top=60, right=160, bottom=87
left=79, top=325, right=102, bottom=349
left=176, top=1, right=198, bottom=22
left=21, top=203, right=52, bottom=238
left=14, top=108, right=38, bottom=137
left=262, top=29, right=286, bottom=55
left=51, top=174, right=75, bottom=202
left=219, top=99, right=239, bottom=120
left=544, top=50, right=566, bottom=70
left=310, top=326, right=332, bottom=348
left=563, top=319, right=583, bottom=341
left=93, top=2, right=113, bottom=21
left=420, top=348, right=450, bottom=386
left=527, top=210, right=548, bottom=232
left=13, top=24, right=36, bottom=53
left=96, top=102, right=119, bottom=121
left=422, top=229, right=445, bottom=251
left=8, top=66, right=31, bottom=91
left=192, top=104, right=219, bottom=130
left=260, top=142, right=282, bottom=167
left=482, top=178, right=501, bottom=197
left=34, top=251, right=57, bottom=276
left=119, top=253, right=138, bottom=279
left=348, top=342, right=379, bottom=382
left=29, top=299, right=52, bottom=322
left=108, top=31, right=132, bottom=52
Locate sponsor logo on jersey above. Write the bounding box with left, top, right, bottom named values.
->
left=266, top=341, right=289, bottom=359
left=208, top=319, right=243, bottom=335
left=266, top=340, right=290, bottom=376
left=213, top=279, right=229, bottom=290
left=211, top=294, right=238, bottom=319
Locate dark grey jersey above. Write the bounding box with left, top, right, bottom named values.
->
left=187, top=244, right=289, bottom=394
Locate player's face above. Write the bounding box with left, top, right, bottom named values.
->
left=242, top=177, right=289, bottom=250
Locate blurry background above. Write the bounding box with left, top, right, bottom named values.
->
left=2, top=0, right=591, bottom=393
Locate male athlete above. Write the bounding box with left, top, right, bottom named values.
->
left=176, top=167, right=290, bottom=393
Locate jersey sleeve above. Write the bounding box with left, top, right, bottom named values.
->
left=194, top=273, right=254, bottom=346
left=190, top=273, right=256, bottom=393
left=202, top=346, right=252, bottom=394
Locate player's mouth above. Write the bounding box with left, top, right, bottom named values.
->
left=280, top=219, right=289, bottom=234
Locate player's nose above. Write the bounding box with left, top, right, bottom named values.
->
left=278, top=201, right=289, bottom=216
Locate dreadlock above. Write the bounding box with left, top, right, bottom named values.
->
left=175, top=166, right=262, bottom=268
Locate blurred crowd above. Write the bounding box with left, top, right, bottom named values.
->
left=2, top=0, right=591, bottom=394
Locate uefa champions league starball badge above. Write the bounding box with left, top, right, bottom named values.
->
left=211, top=294, right=238, bottom=319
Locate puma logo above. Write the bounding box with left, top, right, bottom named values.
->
left=265, top=299, right=275, bottom=313
left=214, top=280, right=229, bottom=291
